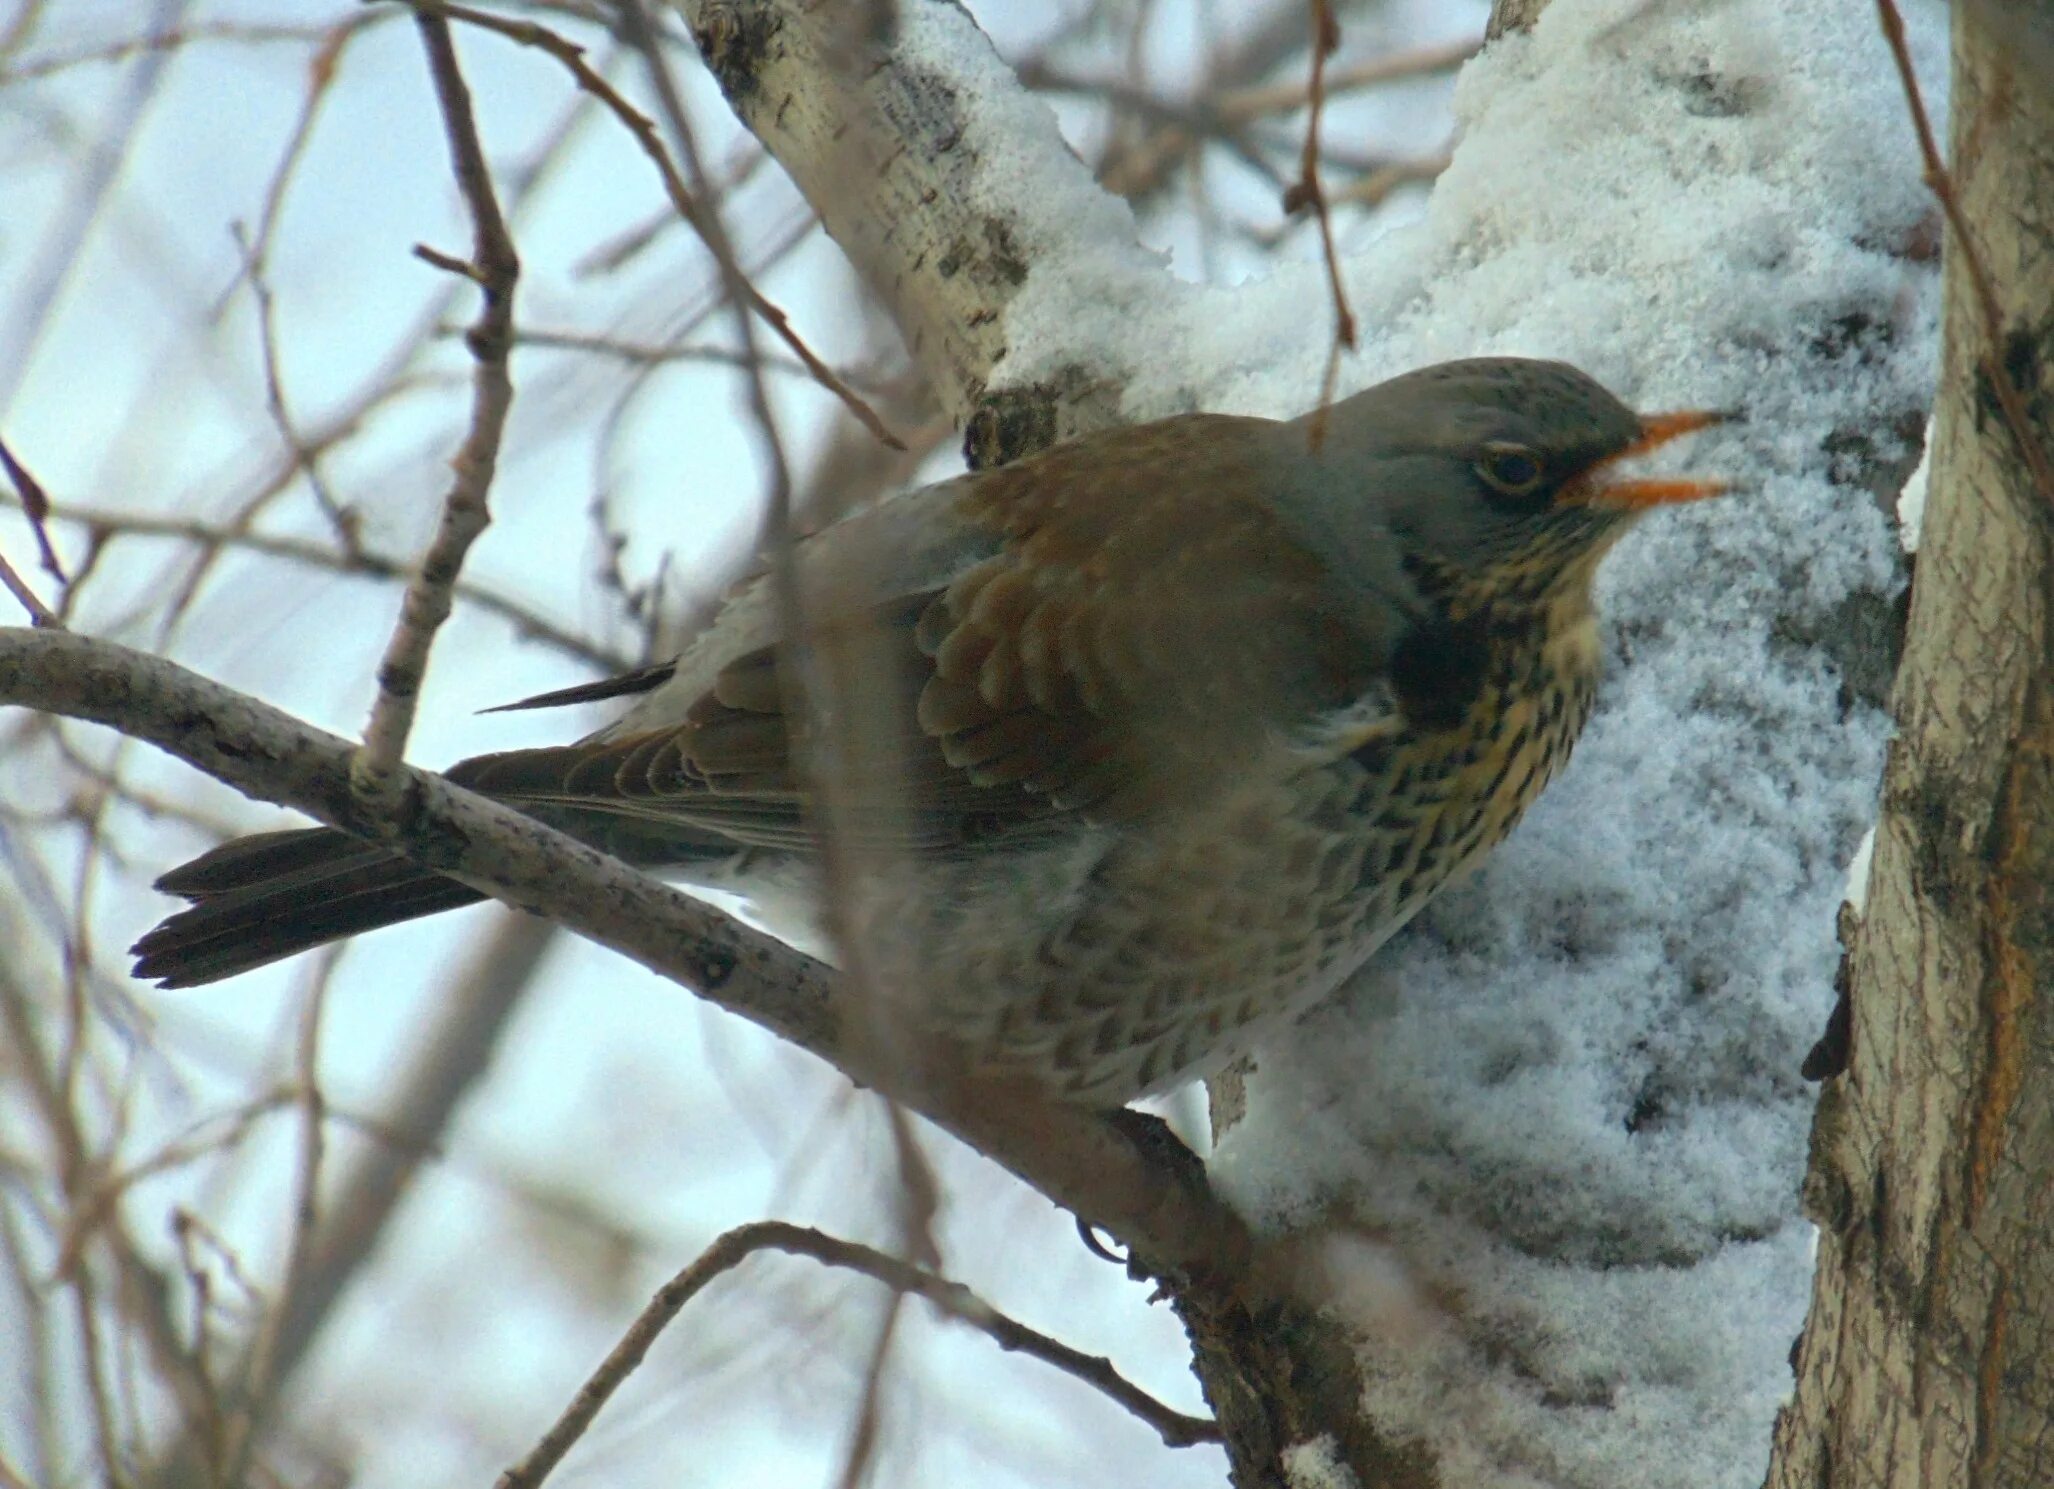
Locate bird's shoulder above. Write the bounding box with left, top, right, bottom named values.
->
left=626, top=410, right=1355, bottom=729
left=480, top=412, right=1420, bottom=850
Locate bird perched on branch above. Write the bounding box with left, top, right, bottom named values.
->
left=134, top=357, right=1722, bottom=1107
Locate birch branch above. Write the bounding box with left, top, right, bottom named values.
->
left=671, top=0, right=1161, bottom=456
left=0, top=625, right=1245, bottom=1284
left=352, top=13, right=520, bottom=799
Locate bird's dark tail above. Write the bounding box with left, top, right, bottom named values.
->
left=131, top=828, right=488, bottom=988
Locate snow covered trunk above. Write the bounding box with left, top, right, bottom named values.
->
left=1205, top=2, right=1943, bottom=1481
left=1767, top=4, right=2054, bottom=1485
left=677, top=1, right=1945, bottom=1484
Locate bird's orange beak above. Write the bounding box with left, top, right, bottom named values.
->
left=1559, top=409, right=1730, bottom=512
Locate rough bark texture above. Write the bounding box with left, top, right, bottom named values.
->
left=676, top=0, right=1126, bottom=456
left=1768, top=5, right=2054, bottom=1485
left=1484, top=0, right=1550, bottom=42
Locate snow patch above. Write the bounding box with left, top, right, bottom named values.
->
left=1285, top=1435, right=1364, bottom=1489
left=1897, top=428, right=1931, bottom=551
left=1188, top=2, right=1941, bottom=1486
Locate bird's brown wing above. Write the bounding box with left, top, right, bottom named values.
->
left=454, top=414, right=1393, bottom=856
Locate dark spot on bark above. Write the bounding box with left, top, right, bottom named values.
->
left=2000, top=321, right=2045, bottom=403
left=963, top=364, right=1113, bottom=468
left=690, top=4, right=781, bottom=103
left=1803, top=904, right=1858, bottom=1082
left=1800, top=1086, right=1856, bottom=1232
left=1894, top=764, right=1977, bottom=914
left=937, top=217, right=1025, bottom=285
left=1802, top=975, right=1852, bottom=1082
left=697, top=945, right=737, bottom=990
left=982, top=217, right=1029, bottom=286
left=1972, top=317, right=2053, bottom=435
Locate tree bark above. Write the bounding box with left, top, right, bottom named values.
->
left=1768, top=4, right=2054, bottom=1485
left=675, top=0, right=1141, bottom=459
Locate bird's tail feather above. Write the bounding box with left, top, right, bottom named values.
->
left=132, top=829, right=487, bottom=988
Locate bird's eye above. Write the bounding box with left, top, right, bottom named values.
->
left=1477, top=443, right=1544, bottom=497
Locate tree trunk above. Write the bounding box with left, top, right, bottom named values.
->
left=1768, top=4, right=2054, bottom=1484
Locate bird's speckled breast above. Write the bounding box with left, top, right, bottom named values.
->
left=908, top=584, right=1609, bottom=1105
left=1338, top=592, right=1602, bottom=939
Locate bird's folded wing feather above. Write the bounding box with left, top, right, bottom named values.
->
left=454, top=414, right=1396, bottom=855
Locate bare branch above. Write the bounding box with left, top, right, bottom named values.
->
left=353, top=12, right=522, bottom=799
left=0, top=548, right=61, bottom=629
left=1, top=20, right=344, bottom=82
left=672, top=0, right=1158, bottom=439
left=0, top=626, right=1251, bottom=1283
left=1280, top=0, right=1357, bottom=444
left=400, top=0, right=904, bottom=452
left=214, top=976, right=331, bottom=1485
left=0, top=435, right=65, bottom=627
left=498, top=1220, right=1221, bottom=1488
left=1, top=489, right=620, bottom=670
left=1876, top=0, right=2054, bottom=508
left=1220, top=35, right=1479, bottom=117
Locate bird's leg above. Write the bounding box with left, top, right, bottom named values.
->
left=1075, top=1108, right=1213, bottom=1282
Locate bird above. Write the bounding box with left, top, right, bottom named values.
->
left=132, top=357, right=1723, bottom=1107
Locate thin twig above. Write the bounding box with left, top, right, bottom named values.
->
left=0, top=489, right=618, bottom=670
left=1245, top=153, right=1449, bottom=247
left=1051, top=3, right=1421, bottom=203
left=0, top=978, right=221, bottom=1469
left=147, top=371, right=448, bottom=649
left=570, top=138, right=773, bottom=276
left=0, top=1198, right=63, bottom=1484
left=230, top=224, right=360, bottom=554
left=1221, top=35, right=1479, bottom=118
left=497, top=324, right=892, bottom=391
left=0, top=434, right=66, bottom=582
left=247, top=915, right=555, bottom=1398
left=69, top=1267, right=133, bottom=1487
left=496, top=1220, right=1221, bottom=1488
left=397, top=0, right=904, bottom=452
left=1, top=21, right=338, bottom=81
left=833, top=1107, right=945, bottom=1489
left=0, top=548, right=61, bottom=628
left=0, top=0, right=195, bottom=415
left=0, top=1443, right=33, bottom=1489
left=1281, top=0, right=1358, bottom=447
left=0, top=435, right=66, bottom=627
left=1876, top=0, right=2054, bottom=509
left=352, top=12, right=521, bottom=799
left=216, top=973, right=331, bottom=1485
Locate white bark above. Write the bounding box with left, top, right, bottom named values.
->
left=675, top=0, right=1158, bottom=454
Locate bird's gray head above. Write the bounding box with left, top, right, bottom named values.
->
left=1279, top=357, right=1723, bottom=605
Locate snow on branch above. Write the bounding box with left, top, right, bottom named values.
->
left=673, top=0, right=1172, bottom=455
